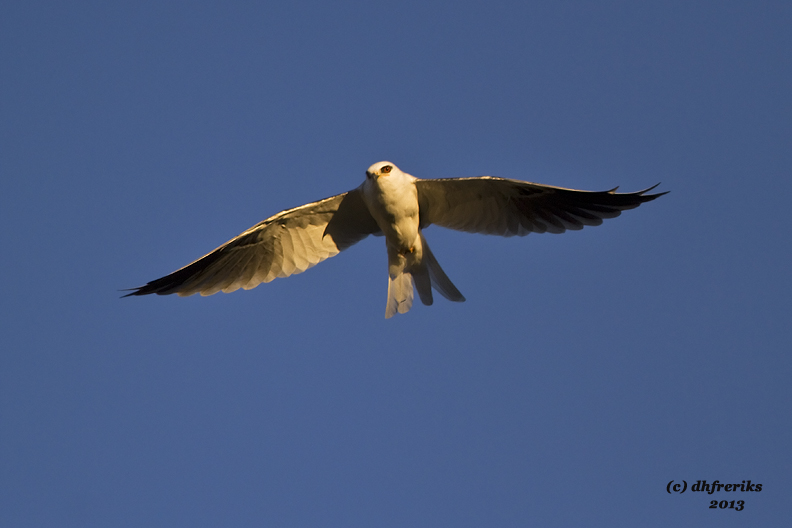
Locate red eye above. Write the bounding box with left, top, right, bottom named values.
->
left=381, top=165, right=392, bottom=173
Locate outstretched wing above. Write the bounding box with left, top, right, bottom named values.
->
left=125, top=188, right=380, bottom=297
left=416, top=177, right=666, bottom=236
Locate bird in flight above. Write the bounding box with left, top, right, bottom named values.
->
left=125, top=162, right=666, bottom=318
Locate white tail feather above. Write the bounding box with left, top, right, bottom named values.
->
left=421, top=234, right=465, bottom=303
left=383, top=233, right=465, bottom=318
left=412, top=262, right=433, bottom=306
left=385, top=271, right=414, bottom=318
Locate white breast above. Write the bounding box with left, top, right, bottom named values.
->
left=362, top=169, right=421, bottom=250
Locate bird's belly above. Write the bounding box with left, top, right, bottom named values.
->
left=363, top=183, right=420, bottom=250
left=387, top=215, right=419, bottom=250
left=371, top=204, right=419, bottom=249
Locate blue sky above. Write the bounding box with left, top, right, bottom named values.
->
left=1, top=1, right=790, bottom=526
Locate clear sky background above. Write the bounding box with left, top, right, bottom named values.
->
left=2, top=1, right=790, bottom=526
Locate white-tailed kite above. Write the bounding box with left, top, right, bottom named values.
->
left=125, top=162, right=666, bottom=317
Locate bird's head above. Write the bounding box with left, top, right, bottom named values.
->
left=366, top=161, right=398, bottom=180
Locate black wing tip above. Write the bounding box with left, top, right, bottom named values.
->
left=120, top=279, right=179, bottom=297
left=637, top=183, right=668, bottom=202
left=605, top=183, right=667, bottom=202
left=120, top=285, right=156, bottom=297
